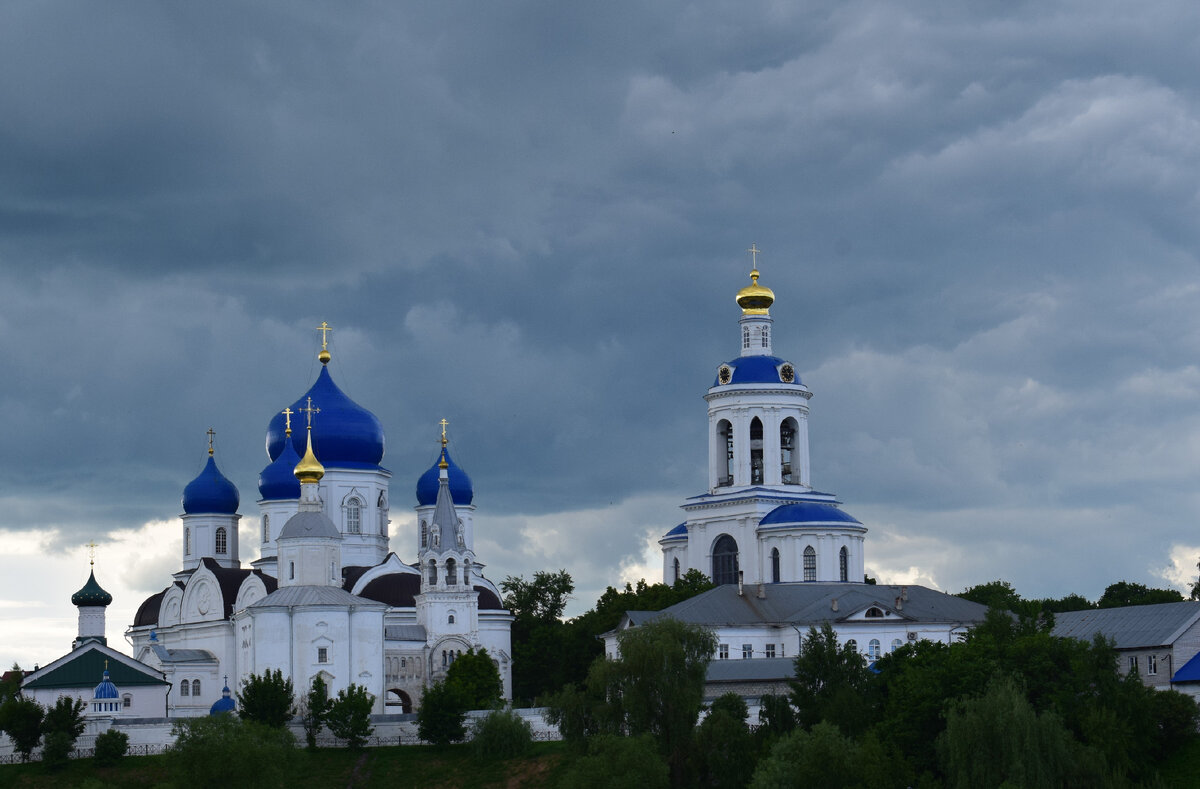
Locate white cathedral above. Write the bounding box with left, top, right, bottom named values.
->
left=118, top=340, right=513, bottom=716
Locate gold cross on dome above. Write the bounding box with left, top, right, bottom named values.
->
left=282, top=407, right=294, bottom=433
left=747, top=243, right=761, bottom=267
left=300, top=397, right=321, bottom=428
left=439, top=418, right=449, bottom=447
left=315, top=321, right=333, bottom=350
left=86, top=541, right=97, bottom=566
left=206, top=427, right=216, bottom=455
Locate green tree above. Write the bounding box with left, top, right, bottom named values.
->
left=469, top=707, right=534, bottom=759
left=298, top=673, right=331, bottom=749
left=237, top=668, right=295, bottom=727
left=417, top=679, right=468, bottom=745
left=0, top=695, right=44, bottom=761
left=1097, top=580, right=1183, bottom=608
left=756, top=693, right=796, bottom=740
left=41, top=695, right=86, bottom=769
left=696, top=693, right=755, bottom=789
left=325, top=683, right=374, bottom=749
left=0, top=663, right=22, bottom=702
left=750, top=721, right=871, bottom=789
left=503, top=570, right=575, bottom=703
left=1191, top=558, right=1200, bottom=601
left=169, top=714, right=296, bottom=789
left=556, top=734, right=669, bottom=789
left=93, top=728, right=129, bottom=767
left=789, top=622, right=873, bottom=735
left=444, top=647, right=503, bottom=710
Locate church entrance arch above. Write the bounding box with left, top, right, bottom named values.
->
left=386, top=688, right=413, bottom=713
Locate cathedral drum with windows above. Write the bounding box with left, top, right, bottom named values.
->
left=661, top=259, right=867, bottom=587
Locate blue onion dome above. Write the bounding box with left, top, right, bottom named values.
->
left=713, top=355, right=801, bottom=387
left=183, top=454, right=240, bottom=515
left=759, top=502, right=861, bottom=526
left=72, top=569, right=113, bottom=607
left=258, top=433, right=303, bottom=500
left=210, top=684, right=236, bottom=715
left=416, top=448, right=474, bottom=506
left=265, top=365, right=385, bottom=469
left=94, top=670, right=119, bottom=699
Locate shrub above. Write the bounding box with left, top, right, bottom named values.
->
left=470, top=707, right=533, bottom=759
left=93, top=728, right=129, bottom=766
left=556, top=734, right=669, bottom=789
left=325, top=683, right=374, bottom=749
left=444, top=648, right=504, bottom=710
left=169, top=714, right=296, bottom=789
left=298, top=674, right=331, bottom=750
left=41, top=729, right=74, bottom=770
left=237, top=668, right=295, bottom=728
left=41, top=695, right=87, bottom=769
left=418, top=680, right=469, bottom=745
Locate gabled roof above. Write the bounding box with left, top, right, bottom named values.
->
left=249, top=585, right=387, bottom=609
left=619, top=583, right=988, bottom=630
left=23, top=643, right=166, bottom=690
left=1051, top=602, right=1200, bottom=649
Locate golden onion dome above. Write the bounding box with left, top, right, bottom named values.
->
left=736, top=269, right=775, bottom=314
left=294, top=426, right=325, bottom=484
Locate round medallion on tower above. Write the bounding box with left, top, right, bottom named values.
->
left=718, top=364, right=733, bottom=385
left=182, top=452, right=240, bottom=515
left=736, top=268, right=775, bottom=315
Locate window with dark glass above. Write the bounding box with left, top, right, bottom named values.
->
left=347, top=498, right=361, bottom=534
left=712, top=534, right=739, bottom=586
left=750, top=417, right=764, bottom=484
left=839, top=546, right=849, bottom=582
left=803, top=546, right=816, bottom=581
left=780, top=419, right=797, bottom=483
left=446, top=558, right=457, bottom=585
left=718, top=421, right=734, bottom=486
left=428, top=560, right=438, bottom=585
left=771, top=547, right=780, bottom=583
left=215, top=527, right=227, bottom=555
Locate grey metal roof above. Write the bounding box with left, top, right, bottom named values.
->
left=1051, top=602, right=1200, bottom=649
left=249, top=585, right=386, bottom=609
left=384, top=624, right=428, bottom=641
left=706, top=657, right=795, bottom=683
left=151, top=645, right=218, bottom=664
left=278, top=511, right=341, bottom=541
left=627, top=583, right=989, bottom=629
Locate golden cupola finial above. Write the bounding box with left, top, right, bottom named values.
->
left=736, top=244, right=775, bottom=315
left=438, top=419, right=450, bottom=469
left=316, top=321, right=332, bottom=365
left=294, top=397, right=325, bottom=483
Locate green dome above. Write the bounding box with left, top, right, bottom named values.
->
left=72, top=569, right=113, bottom=607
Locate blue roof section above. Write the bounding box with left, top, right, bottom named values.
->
left=94, top=670, right=119, bottom=699
left=210, top=685, right=236, bottom=715
left=416, top=449, right=474, bottom=506
left=1174, top=651, right=1200, bottom=683
left=258, top=434, right=302, bottom=501
left=182, top=455, right=240, bottom=515
left=663, top=522, right=687, bottom=538
left=265, top=365, right=385, bottom=469
left=712, top=355, right=801, bottom=387
left=760, top=502, right=862, bottom=526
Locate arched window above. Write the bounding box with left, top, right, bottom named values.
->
left=446, top=558, right=457, bottom=586
left=420, top=521, right=428, bottom=548
left=845, top=639, right=858, bottom=654
left=463, top=560, right=471, bottom=584
left=868, top=639, right=881, bottom=660
left=770, top=547, right=780, bottom=583
left=448, top=613, right=455, bottom=624
left=865, top=607, right=884, bottom=618
left=346, top=498, right=361, bottom=534
left=839, top=546, right=849, bottom=582
left=192, top=679, right=201, bottom=696
left=891, top=639, right=903, bottom=653
left=184, top=527, right=191, bottom=556
left=428, top=560, right=438, bottom=586
left=803, top=546, right=816, bottom=582
left=330, top=561, right=337, bottom=582
left=743, top=326, right=750, bottom=349
left=673, top=557, right=681, bottom=583
left=289, top=561, right=295, bottom=580
left=215, top=527, right=227, bottom=555
left=718, top=420, right=734, bottom=487
left=262, top=514, right=270, bottom=544
left=712, top=534, right=739, bottom=586
left=780, top=419, right=797, bottom=484
left=750, top=417, right=764, bottom=485
left=378, top=492, right=388, bottom=537
left=180, top=680, right=190, bottom=697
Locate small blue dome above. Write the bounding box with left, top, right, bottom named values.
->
left=265, top=366, right=385, bottom=469
left=94, top=670, right=119, bottom=700
left=182, top=455, right=240, bottom=515
left=258, top=435, right=302, bottom=501
left=416, top=450, right=473, bottom=506
left=759, top=502, right=861, bottom=526
left=663, top=523, right=687, bottom=538
left=210, top=685, right=236, bottom=715
left=713, top=355, right=801, bottom=387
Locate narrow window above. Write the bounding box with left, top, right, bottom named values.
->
left=346, top=498, right=361, bottom=534
left=742, top=644, right=753, bottom=659
left=262, top=514, right=270, bottom=544
left=712, top=534, right=739, bottom=586
left=123, top=694, right=131, bottom=709
left=780, top=419, right=797, bottom=484
left=184, top=527, right=191, bottom=556
left=428, top=559, right=438, bottom=586
left=215, top=527, right=227, bottom=555
left=331, top=561, right=336, bottom=582
left=750, top=417, right=764, bottom=485
left=378, top=493, right=388, bottom=537
left=192, top=679, right=201, bottom=696
left=765, top=644, right=775, bottom=658
left=718, top=420, right=734, bottom=487
left=181, top=680, right=190, bottom=697
left=761, top=327, right=769, bottom=348
left=448, top=614, right=455, bottom=624
left=463, top=560, right=471, bottom=583
left=289, top=562, right=295, bottom=580
left=318, top=647, right=328, bottom=664
left=771, top=547, right=780, bottom=583
left=718, top=644, right=729, bottom=660
left=891, top=639, right=903, bottom=653
left=845, top=640, right=858, bottom=654
left=743, top=326, right=750, bottom=349
left=839, top=546, right=849, bottom=582
left=673, top=557, right=681, bottom=583
left=803, top=546, right=816, bottom=582
left=868, top=639, right=881, bottom=660
left=446, top=558, right=457, bottom=586
left=442, top=650, right=447, bottom=667
left=1148, top=655, right=1158, bottom=675
left=421, top=521, right=428, bottom=548
left=1129, top=655, right=1139, bottom=674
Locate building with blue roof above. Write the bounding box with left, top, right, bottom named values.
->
left=661, top=257, right=867, bottom=588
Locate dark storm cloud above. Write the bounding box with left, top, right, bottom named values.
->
left=3, top=0, right=1200, bottom=618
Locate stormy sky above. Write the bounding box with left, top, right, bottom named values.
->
left=4, top=1, right=1200, bottom=668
